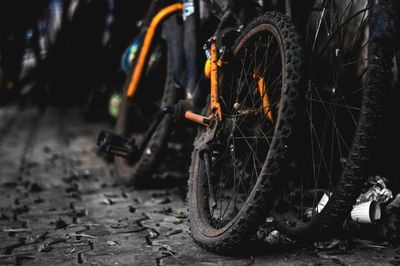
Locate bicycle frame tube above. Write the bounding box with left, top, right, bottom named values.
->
left=210, top=39, right=222, bottom=120
left=253, top=70, right=273, bottom=121
left=126, top=3, right=184, bottom=98
left=184, top=1, right=250, bottom=127
left=184, top=37, right=221, bottom=126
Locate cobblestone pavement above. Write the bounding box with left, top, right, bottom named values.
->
left=0, top=105, right=399, bottom=266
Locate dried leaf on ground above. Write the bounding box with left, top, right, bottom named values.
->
left=107, top=240, right=118, bottom=246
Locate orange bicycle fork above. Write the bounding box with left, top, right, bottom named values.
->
left=184, top=38, right=274, bottom=127
left=185, top=38, right=222, bottom=127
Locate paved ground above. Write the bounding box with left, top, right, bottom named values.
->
left=0, top=104, right=400, bottom=266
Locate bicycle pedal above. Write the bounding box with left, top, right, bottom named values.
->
left=97, top=131, right=139, bottom=161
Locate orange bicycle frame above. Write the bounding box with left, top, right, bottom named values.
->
left=185, top=37, right=274, bottom=126
left=126, top=3, right=183, bottom=98
left=184, top=37, right=222, bottom=126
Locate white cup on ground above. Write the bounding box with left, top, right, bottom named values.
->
left=315, top=193, right=330, bottom=213
left=350, top=200, right=381, bottom=224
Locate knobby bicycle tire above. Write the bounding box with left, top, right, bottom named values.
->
left=115, top=20, right=180, bottom=187
left=274, top=38, right=393, bottom=239
left=188, top=12, right=305, bottom=253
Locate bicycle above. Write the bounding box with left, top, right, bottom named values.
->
left=272, top=0, right=399, bottom=241
left=97, top=0, right=307, bottom=252
left=186, top=0, right=398, bottom=250
left=98, top=0, right=186, bottom=186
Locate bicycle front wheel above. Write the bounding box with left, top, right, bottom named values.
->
left=188, top=12, right=305, bottom=253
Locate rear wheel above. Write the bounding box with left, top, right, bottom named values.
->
left=274, top=0, right=374, bottom=239
left=188, top=12, right=304, bottom=253
left=115, top=18, right=180, bottom=187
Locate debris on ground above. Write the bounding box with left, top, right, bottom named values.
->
left=256, top=220, right=294, bottom=248
left=68, top=233, right=97, bottom=239
left=53, top=219, right=68, bottom=230
left=174, top=210, right=187, bottom=219
left=377, top=193, right=400, bottom=242
left=106, top=240, right=118, bottom=246
left=100, top=198, right=114, bottom=205
left=29, top=182, right=43, bottom=193
left=165, top=229, right=183, bottom=236
left=356, top=176, right=393, bottom=205
left=351, top=238, right=388, bottom=249
left=1, top=228, right=32, bottom=233
left=346, top=176, right=392, bottom=224
left=342, top=176, right=400, bottom=243
left=314, top=239, right=352, bottom=255
left=38, top=242, right=52, bottom=252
